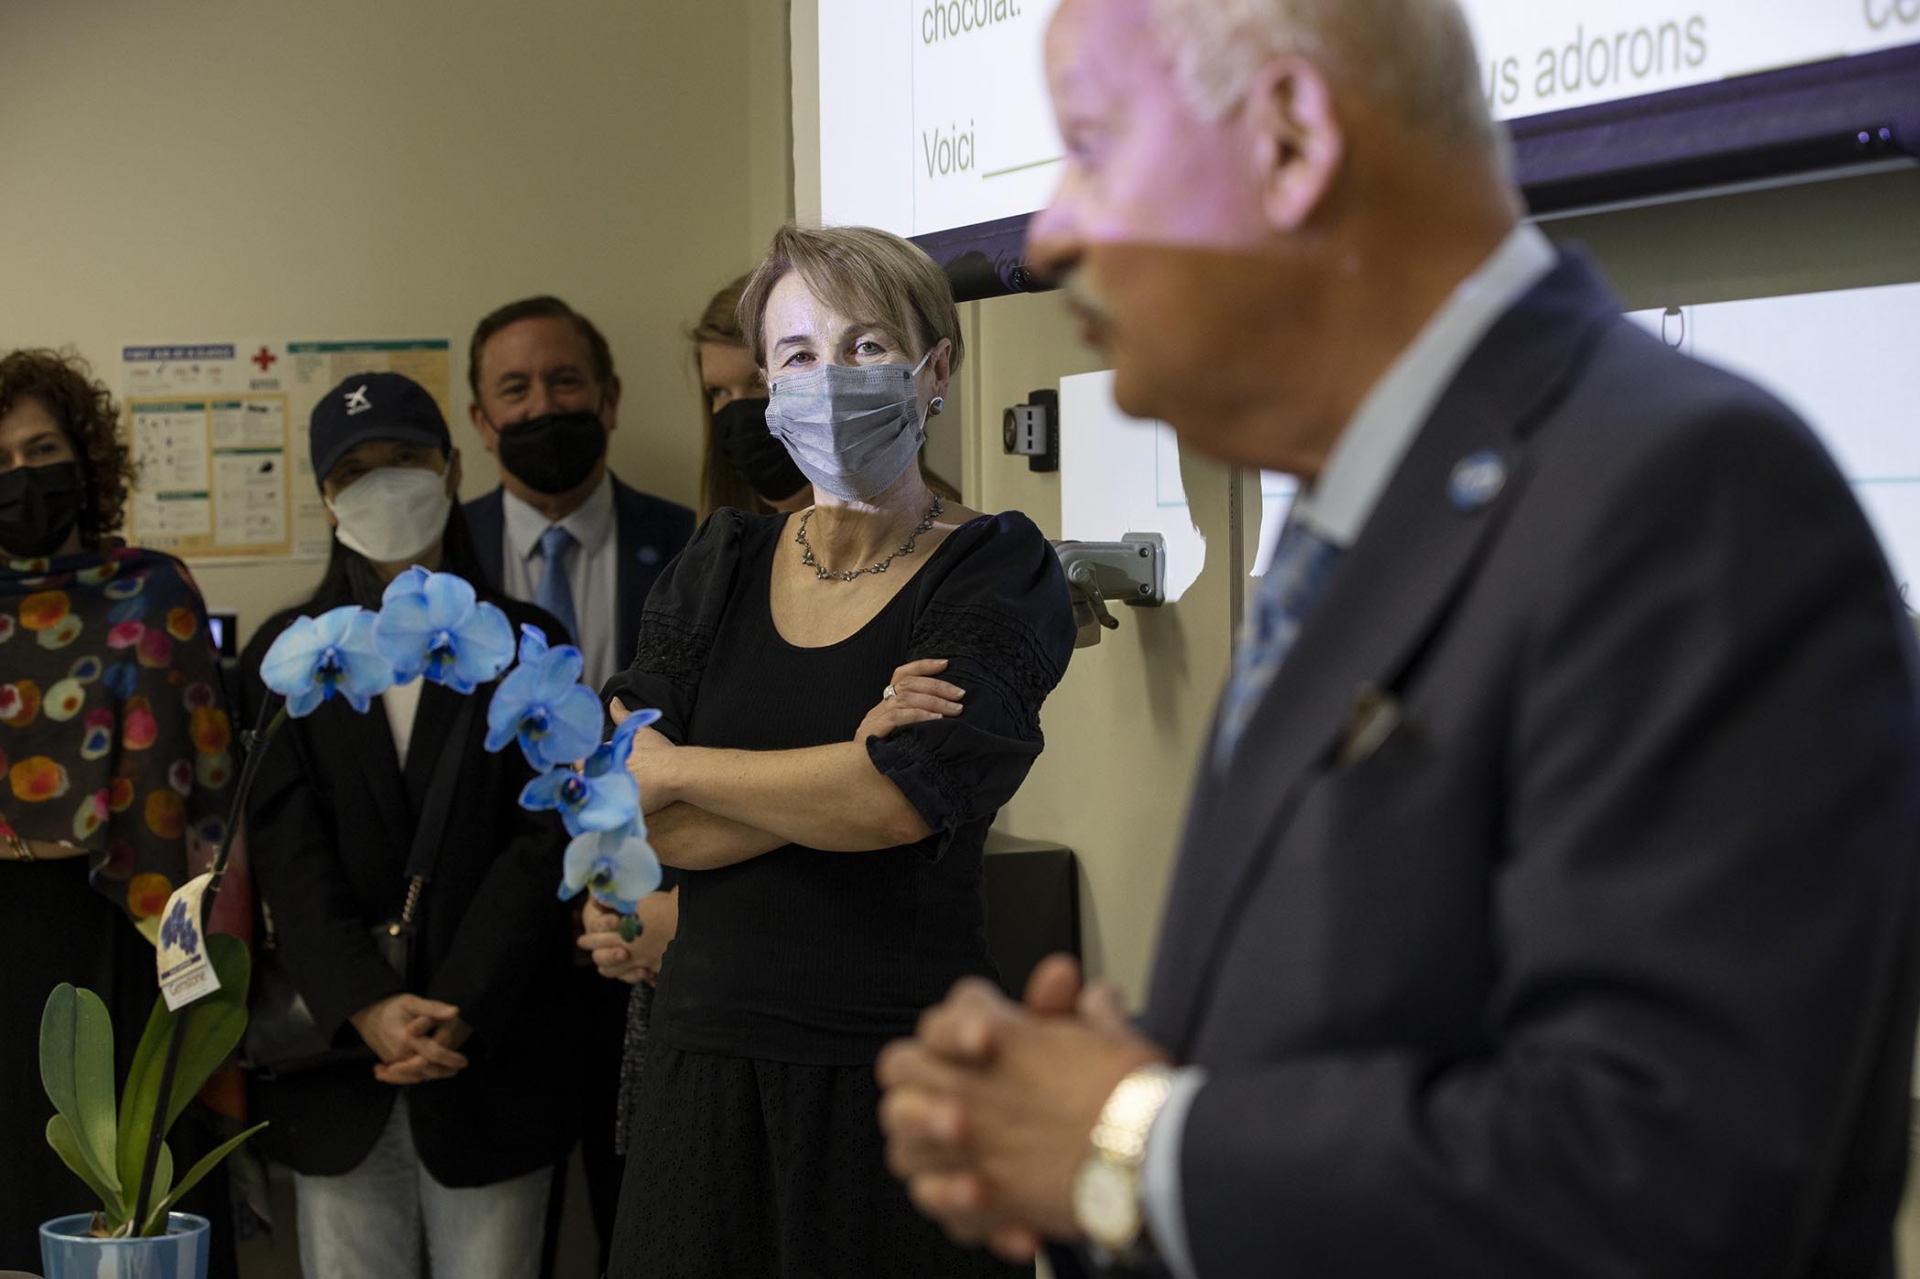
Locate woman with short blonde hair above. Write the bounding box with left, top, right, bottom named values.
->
left=696, top=236, right=960, bottom=521
left=600, top=225, right=1073, bottom=1277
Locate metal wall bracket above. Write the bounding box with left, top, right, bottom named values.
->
left=1052, top=532, right=1166, bottom=648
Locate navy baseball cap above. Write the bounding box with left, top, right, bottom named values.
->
left=309, top=371, right=453, bottom=486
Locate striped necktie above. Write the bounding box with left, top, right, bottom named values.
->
left=1214, top=520, right=1343, bottom=767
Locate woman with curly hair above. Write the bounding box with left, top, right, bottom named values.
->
left=0, top=348, right=242, bottom=1275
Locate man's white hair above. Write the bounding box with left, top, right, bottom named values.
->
left=1151, top=0, right=1497, bottom=150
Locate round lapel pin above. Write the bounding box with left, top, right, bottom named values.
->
left=1448, top=451, right=1507, bottom=512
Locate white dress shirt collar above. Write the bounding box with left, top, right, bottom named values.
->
left=1291, top=224, right=1558, bottom=550
left=503, top=470, right=616, bottom=565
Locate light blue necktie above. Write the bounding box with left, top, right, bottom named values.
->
left=534, top=524, right=579, bottom=643
left=1214, top=520, right=1343, bottom=767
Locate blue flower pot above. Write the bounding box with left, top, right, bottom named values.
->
left=39, top=1213, right=209, bottom=1279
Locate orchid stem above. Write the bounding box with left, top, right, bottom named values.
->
left=131, top=1001, right=191, bottom=1235
left=201, top=695, right=286, bottom=915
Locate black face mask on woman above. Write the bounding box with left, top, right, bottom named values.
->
left=713, top=398, right=808, bottom=503
left=495, top=410, right=609, bottom=495
left=0, top=461, right=86, bottom=559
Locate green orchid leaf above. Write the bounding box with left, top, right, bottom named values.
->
left=116, top=995, right=170, bottom=1199
left=145, top=1122, right=268, bottom=1236
left=40, top=984, right=123, bottom=1203
left=46, top=1114, right=124, bottom=1223
left=118, top=934, right=253, bottom=1200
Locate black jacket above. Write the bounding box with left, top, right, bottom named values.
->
left=240, top=593, right=584, bottom=1186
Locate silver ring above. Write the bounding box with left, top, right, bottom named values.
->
left=883, top=684, right=896, bottom=700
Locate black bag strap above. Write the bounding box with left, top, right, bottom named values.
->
left=397, top=697, right=478, bottom=927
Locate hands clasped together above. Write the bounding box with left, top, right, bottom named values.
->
left=876, top=954, right=1172, bottom=1264
left=580, top=891, right=678, bottom=984
left=350, top=993, right=474, bottom=1086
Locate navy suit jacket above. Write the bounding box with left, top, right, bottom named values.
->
left=1090, top=254, right=1920, bottom=1277
left=464, top=473, right=695, bottom=671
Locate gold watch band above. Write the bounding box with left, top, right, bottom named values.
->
left=1090, top=1064, right=1177, bottom=1165
left=1076, top=1063, right=1177, bottom=1260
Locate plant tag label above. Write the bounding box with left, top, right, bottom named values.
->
left=156, top=872, right=222, bottom=1011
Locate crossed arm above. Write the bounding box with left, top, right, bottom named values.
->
left=617, top=659, right=964, bottom=869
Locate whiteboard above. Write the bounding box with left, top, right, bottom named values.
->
left=1626, top=284, right=1920, bottom=603
left=817, top=0, right=1920, bottom=240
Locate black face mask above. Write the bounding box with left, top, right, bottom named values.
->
left=713, top=398, right=808, bottom=503
left=0, top=461, right=86, bottom=560
left=495, top=410, right=609, bottom=495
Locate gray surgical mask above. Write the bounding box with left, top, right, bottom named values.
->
left=765, top=350, right=933, bottom=503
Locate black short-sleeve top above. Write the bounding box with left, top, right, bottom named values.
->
left=604, top=507, right=1075, bottom=1065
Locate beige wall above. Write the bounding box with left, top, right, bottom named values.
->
left=0, top=0, right=792, bottom=638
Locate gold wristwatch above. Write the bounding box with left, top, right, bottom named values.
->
left=1073, top=1063, right=1176, bottom=1259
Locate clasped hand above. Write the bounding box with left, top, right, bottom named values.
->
left=580, top=891, right=678, bottom=984
left=875, top=955, right=1171, bottom=1263
left=350, top=993, right=473, bottom=1086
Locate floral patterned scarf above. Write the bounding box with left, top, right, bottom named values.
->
left=0, top=546, right=236, bottom=941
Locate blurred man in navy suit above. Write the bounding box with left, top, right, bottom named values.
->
left=877, top=2, right=1920, bottom=1275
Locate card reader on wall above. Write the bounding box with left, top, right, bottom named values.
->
left=1052, top=533, right=1166, bottom=648
left=1003, top=389, right=1058, bottom=472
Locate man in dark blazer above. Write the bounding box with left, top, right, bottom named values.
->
left=462, top=295, right=695, bottom=693
left=876, top=1, right=1920, bottom=1275
left=462, top=295, right=693, bottom=1276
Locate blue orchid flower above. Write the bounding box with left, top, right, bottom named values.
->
left=519, top=707, right=662, bottom=836
left=260, top=606, right=394, bottom=716
left=558, top=817, right=663, bottom=915
left=484, top=625, right=605, bottom=771
left=374, top=567, right=514, bottom=693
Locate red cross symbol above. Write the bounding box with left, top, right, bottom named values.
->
left=251, top=345, right=278, bottom=372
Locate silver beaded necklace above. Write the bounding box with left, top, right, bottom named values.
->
left=795, top=495, right=945, bottom=582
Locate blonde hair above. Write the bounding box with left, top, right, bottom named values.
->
left=690, top=274, right=768, bottom=520
left=737, top=224, right=966, bottom=375
left=1150, top=0, right=1496, bottom=150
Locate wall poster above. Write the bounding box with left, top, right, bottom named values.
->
left=120, top=339, right=451, bottom=563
